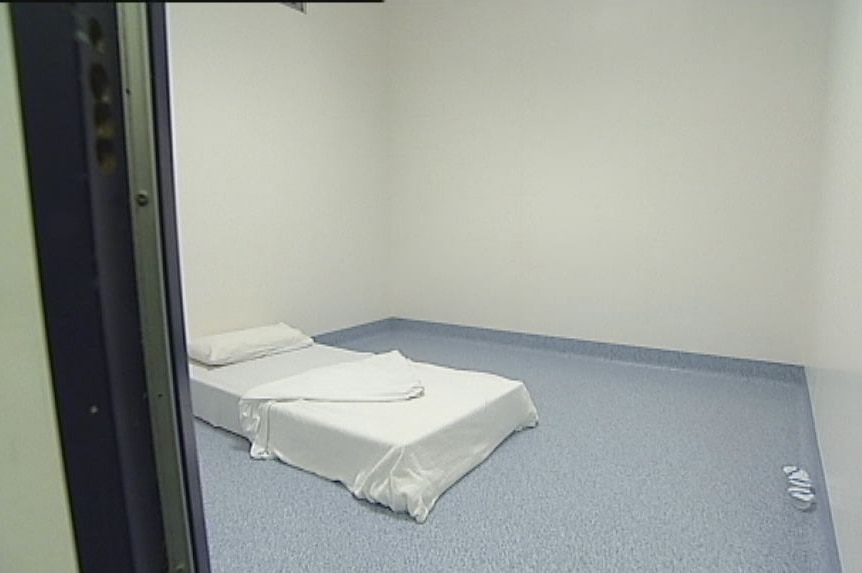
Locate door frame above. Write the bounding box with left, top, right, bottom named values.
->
left=11, top=4, right=209, bottom=572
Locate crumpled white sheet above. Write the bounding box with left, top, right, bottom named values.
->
left=239, top=351, right=424, bottom=458
left=237, top=353, right=539, bottom=523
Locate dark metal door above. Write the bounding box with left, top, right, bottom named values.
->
left=11, top=4, right=210, bottom=572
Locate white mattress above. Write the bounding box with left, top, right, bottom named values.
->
left=189, top=344, right=539, bottom=522
left=190, top=344, right=368, bottom=435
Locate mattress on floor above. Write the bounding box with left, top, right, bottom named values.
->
left=189, top=344, right=539, bottom=522
left=190, top=343, right=369, bottom=435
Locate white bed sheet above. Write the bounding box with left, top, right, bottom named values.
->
left=189, top=344, right=539, bottom=522
left=190, top=344, right=368, bottom=435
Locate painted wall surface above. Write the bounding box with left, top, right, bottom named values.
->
left=0, top=8, right=79, bottom=572
left=808, top=0, right=862, bottom=570
left=169, top=3, right=390, bottom=337
left=386, top=0, right=830, bottom=364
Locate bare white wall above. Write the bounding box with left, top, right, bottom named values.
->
left=807, top=0, right=862, bottom=569
left=386, top=0, right=831, bottom=364
left=171, top=1, right=832, bottom=364
left=169, top=3, right=390, bottom=337
left=0, top=8, right=79, bottom=572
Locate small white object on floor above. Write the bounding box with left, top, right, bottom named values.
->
left=789, top=478, right=813, bottom=490
left=783, top=465, right=816, bottom=511
left=788, top=488, right=816, bottom=511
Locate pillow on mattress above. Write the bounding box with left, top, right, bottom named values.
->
left=189, top=323, right=313, bottom=366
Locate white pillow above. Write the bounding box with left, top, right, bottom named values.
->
left=188, top=323, right=313, bottom=366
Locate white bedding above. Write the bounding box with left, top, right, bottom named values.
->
left=239, top=351, right=425, bottom=458
left=189, top=344, right=539, bottom=522
left=190, top=344, right=366, bottom=435
left=241, top=351, right=424, bottom=404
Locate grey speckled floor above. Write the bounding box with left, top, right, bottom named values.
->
left=193, top=322, right=840, bottom=573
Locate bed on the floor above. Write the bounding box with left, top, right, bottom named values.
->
left=188, top=326, right=538, bottom=523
